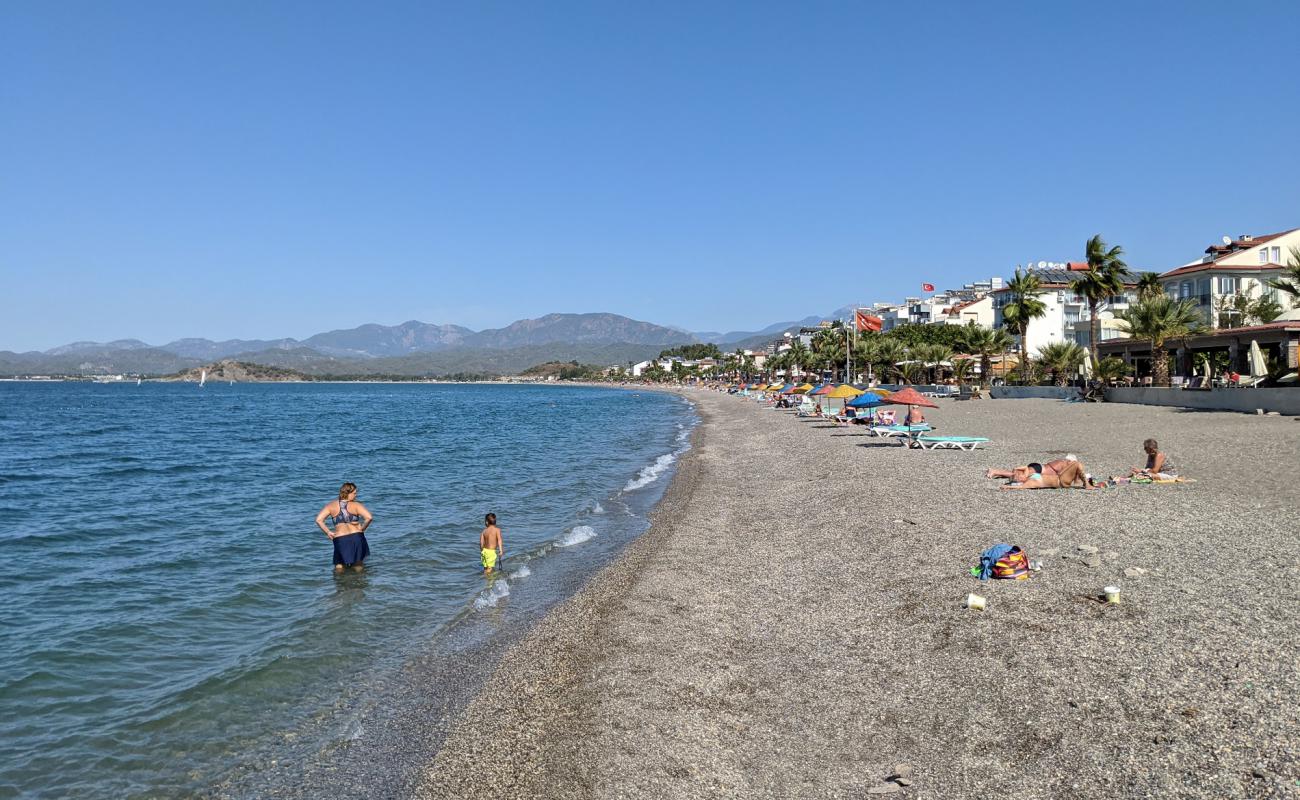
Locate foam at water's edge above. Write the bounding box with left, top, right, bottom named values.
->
left=473, top=580, right=510, bottom=609
left=623, top=453, right=677, bottom=491
left=591, top=501, right=605, bottom=514
left=556, top=525, right=597, bottom=547
left=510, top=565, right=531, bottom=578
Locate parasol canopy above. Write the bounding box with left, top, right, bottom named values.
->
left=880, top=387, right=939, bottom=408
left=788, top=383, right=815, bottom=394
left=811, top=383, right=833, bottom=396
left=847, top=391, right=886, bottom=408
left=826, top=384, right=864, bottom=399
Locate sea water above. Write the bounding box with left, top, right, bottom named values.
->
left=0, top=382, right=694, bottom=798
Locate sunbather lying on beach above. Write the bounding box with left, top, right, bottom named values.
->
left=988, top=459, right=1094, bottom=489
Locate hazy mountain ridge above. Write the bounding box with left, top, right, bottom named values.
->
left=7, top=308, right=849, bottom=377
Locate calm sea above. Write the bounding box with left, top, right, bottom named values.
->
left=0, top=382, right=694, bottom=799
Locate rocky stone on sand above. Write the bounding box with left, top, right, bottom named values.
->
left=1124, top=567, right=1148, bottom=578
left=1077, top=545, right=1099, bottom=554
left=867, top=784, right=902, bottom=795
left=1084, top=555, right=1102, bottom=567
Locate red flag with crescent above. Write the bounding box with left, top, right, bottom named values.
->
left=855, top=310, right=883, bottom=332
left=922, top=282, right=935, bottom=292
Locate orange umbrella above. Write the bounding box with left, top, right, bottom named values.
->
left=881, top=387, right=938, bottom=408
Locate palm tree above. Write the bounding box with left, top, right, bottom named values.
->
left=950, top=358, right=975, bottom=386
left=1116, top=296, right=1204, bottom=387
left=874, top=338, right=908, bottom=383
left=785, top=340, right=810, bottom=380
left=1135, top=271, right=1164, bottom=301
left=812, top=328, right=846, bottom=381
left=1095, top=356, right=1131, bottom=385
left=1001, top=268, right=1048, bottom=383
left=1036, top=341, right=1087, bottom=386
left=1266, top=246, right=1300, bottom=308
left=1072, top=235, right=1128, bottom=362
left=913, top=343, right=953, bottom=385
left=897, top=359, right=926, bottom=385
left=962, top=326, right=1013, bottom=387
left=851, top=335, right=879, bottom=383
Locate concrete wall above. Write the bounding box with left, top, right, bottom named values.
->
left=989, top=386, right=1079, bottom=400
left=1105, top=387, right=1300, bottom=415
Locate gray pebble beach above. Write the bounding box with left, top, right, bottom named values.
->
left=416, top=390, right=1299, bottom=799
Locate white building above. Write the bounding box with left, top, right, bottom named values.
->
left=992, top=263, right=1142, bottom=354
left=1158, top=228, right=1299, bottom=328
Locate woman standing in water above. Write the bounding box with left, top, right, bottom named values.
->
left=315, top=482, right=373, bottom=572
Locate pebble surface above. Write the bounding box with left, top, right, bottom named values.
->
left=415, top=391, right=1299, bottom=799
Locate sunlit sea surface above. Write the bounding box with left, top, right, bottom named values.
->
left=0, top=382, right=694, bottom=798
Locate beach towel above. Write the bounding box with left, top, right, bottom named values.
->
left=977, top=543, right=1014, bottom=581
left=992, top=546, right=1031, bottom=580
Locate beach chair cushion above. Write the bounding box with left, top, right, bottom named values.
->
left=913, top=435, right=988, bottom=450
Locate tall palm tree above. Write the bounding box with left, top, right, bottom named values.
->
left=1036, top=341, right=1087, bottom=386
left=1001, top=268, right=1048, bottom=383
left=811, top=328, right=846, bottom=381
left=962, top=326, right=1013, bottom=387
left=874, top=338, right=908, bottom=383
left=1266, top=245, right=1300, bottom=308
left=1116, top=296, right=1204, bottom=387
left=1072, top=235, right=1128, bottom=362
left=1135, top=271, right=1164, bottom=301
left=913, top=343, right=953, bottom=385
left=851, top=335, right=879, bottom=383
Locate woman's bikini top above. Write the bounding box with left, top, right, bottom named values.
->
left=331, top=500, right=361, bottom=525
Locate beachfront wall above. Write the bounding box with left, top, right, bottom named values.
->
left=1105, top=387, right=1300, bottom=416
left=989, top=386, right=1079, bottom=400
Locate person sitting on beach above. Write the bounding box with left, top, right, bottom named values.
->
left=480, top=513, right=504, bottom=575
left=990, top=460, right=1094, bottom=490
left=905, top=406, right=926, bottom=425
left=315, top=482, right=373, bottom=572
left=1130, top=439, right=1179, bottom=481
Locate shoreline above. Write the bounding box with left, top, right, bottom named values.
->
left=416, top=389, right=1298, bottom=799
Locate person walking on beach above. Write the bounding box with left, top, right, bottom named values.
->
left=480, top=513, right=504, bottom=575
left=315, top=482, right=373, bottom=572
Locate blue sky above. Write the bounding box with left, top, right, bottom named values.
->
left=3, top=0, right=1298, bottom=351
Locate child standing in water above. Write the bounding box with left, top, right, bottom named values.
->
left=480, top=513, right=504, bottom=574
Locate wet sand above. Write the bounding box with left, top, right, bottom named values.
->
left=416, top=390, right=1299, bottom=799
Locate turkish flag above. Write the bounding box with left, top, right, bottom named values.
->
left=855, top=311, right=883, bottom=332
left=922, top=283, right=935, bottom=292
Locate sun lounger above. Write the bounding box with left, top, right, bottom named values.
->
left=870, top=424, right=932, bottom=438
left=909, top=435, right=988, bottom=451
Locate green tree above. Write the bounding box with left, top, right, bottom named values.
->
left=873, top=338, right=908, bottom=383
left=950, top=357, right=975, bottom=386
left=1036, top=341, right=1087, bottom=386
left=1116, top=296, right=1204, bottom=387
left=1135, top=271, right=1164, bottom=301
left=961, top=326, right=1013, bottom=387
left=1095, top=356, right=1132, bottom=384
left=1072, top=235, right=1128, bottom=362
left=1266, top=246, right=1300, bottom=308
left=785, top=340, right=812, bottom=380
left=913, top=343, right=953, bottom=384
left=1001, top=268, right=1048, bottom=383
left=658, top=343, right=723, bottom=360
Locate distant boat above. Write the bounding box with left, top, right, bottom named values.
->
left=136, top=378, right=141, bottom=386
left=199, top=369, right=207, bottom=388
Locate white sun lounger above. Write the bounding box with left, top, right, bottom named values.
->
left=909, top=435, right=988, bottom=451
left=871, top=424, right=931, bottom=438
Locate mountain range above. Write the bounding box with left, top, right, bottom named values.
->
left=3, top=308, right=859, bottom=377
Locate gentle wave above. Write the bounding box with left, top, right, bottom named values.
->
left=623, top=453, right=676, bottom=491
left=556, top=525, right=597, bottom=547
left=473, top=580, right=510, bottom=609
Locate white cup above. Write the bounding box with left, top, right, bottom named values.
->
left=966, top=593, right=987, bottom=611
left=1104, top=586, right=1121, bottom=604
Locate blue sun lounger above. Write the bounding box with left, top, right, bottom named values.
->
left=909, top=435, right=989, bottom=451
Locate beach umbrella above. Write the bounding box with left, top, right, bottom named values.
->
left=1081, top=352, right=1094, bottom=381
left=1248, top=340, right=1267, bottom=380
left=881, top=387, right=939, bottom=408
left=789, top=383, right=815, bottom=394
left=869, top=388, right=892, bottom=397
left=847, top=391, right=885, bottom=408
left=811, top=383, right=833, bottom=396
left=826, top=384, right=864, bottom=399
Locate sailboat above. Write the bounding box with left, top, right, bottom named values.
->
left=199, top=369, right=207, bottom=388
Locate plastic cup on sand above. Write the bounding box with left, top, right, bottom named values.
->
left=966, top=593, right=987, bottom=611
left=1104, top=586, right=1121, bottom=604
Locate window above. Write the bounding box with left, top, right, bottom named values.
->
left=1196, top=278, right=1211, bottom=306
left=1218, top=276, right=1238, bottom=294
left=1180, top=281, right=1192, bottom=299
left=1272, top=246, right=1282, bottom=263
left=1259, top=249, right=1269, bottom=264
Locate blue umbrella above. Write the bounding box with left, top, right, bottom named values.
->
left=847, top=392, right=885, bottom=408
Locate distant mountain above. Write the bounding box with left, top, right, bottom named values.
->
left=45, top=339, right=154, bottom=355
left=161, top=337, right=301, bottom=359
left=467, top=313, right=696, bottom=349
left=303, top=320, right=474, bottom=357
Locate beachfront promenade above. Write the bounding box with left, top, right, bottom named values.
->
left=418, top=390, right=1298, bottom=799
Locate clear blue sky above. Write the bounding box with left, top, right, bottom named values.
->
left=3, top=0, right=1298, bottom=351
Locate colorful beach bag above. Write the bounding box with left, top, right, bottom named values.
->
left=992, top=546, right=1031, bottom=580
